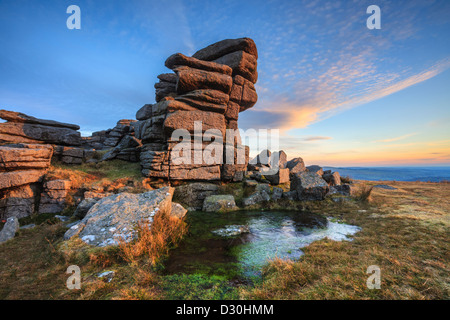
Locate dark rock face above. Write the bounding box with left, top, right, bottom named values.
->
left=136, top=37, right=258, bottom=181
left=290, top=172, right=329, bottom=201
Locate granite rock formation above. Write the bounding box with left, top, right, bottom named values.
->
left=134, top=38, right=258, bottom=181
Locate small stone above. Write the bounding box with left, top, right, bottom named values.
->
left=0, top=217, right=19, bottom=243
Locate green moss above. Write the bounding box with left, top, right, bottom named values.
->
left=161, top=273, right=240, bottom=300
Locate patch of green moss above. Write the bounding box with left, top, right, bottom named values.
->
left=161, top=273, right=240, bottom=300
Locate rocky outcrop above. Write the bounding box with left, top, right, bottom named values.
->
left=0, top=110, right=81, bottom=146
left=81, top=119, right=139, bottom=156
left=64, top=187, right=184, bottom=247
left=135, top=38, right=258, bottom=181
left=0, top=144, right=53, bottom=219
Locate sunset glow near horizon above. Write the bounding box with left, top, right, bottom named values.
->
left=0, top=0, right=449, bottom=167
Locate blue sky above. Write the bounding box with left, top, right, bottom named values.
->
left=1, top=0, right=449, bottom=166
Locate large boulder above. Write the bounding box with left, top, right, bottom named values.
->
left=0, top=169, right=46, bottom=190
left=164, top=110, right=226, bottom=137
left=265, top=168, right=290, bottom=185
left=64, top=187, right=176, bottom=247
left=290, top=172, right=329, bottom=201
left=174, top=66, right=233, bottom=95
left=213, top=50, right=258, bottom=83
left=0, top=122, right=81, bottom=146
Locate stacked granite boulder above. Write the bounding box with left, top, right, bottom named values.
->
left=134, top=38, right=258, bottom=181
left=0, top=144, right=53, bottom=219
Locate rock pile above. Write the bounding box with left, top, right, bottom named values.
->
left=134, top=38, right=258, bottom=181
left=82, top=119, right=138, bottom=150
left=247, top=149, right=290, bottom=185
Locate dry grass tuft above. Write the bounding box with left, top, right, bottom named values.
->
left=119, top=211, right=188, bottom=266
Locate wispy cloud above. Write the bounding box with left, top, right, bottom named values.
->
left=374, top=133, right=418, bottom=143
left=301, top=136, right=332, bottom=142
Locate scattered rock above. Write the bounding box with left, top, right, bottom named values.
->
left=243, top=184, right=271, bottom=207
left=170, top=202, right=187, bottom=218
left=20, top=223, right=36, bottom=229
left=306, top=165, right=324, bottom=176
left=290, top=172, right=329, bottom=201
left=202, top=195, right=239, bottom=212
left=286, top=157, right=306, bottom=175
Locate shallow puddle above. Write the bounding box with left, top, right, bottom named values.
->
left=163, top=210, right=360, bottom=279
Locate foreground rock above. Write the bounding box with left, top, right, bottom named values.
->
left=64, top=187, right=185, bottom=247
left=212, top=225, right=250, bottom=237
left=0, top=217, right=19, bottom=244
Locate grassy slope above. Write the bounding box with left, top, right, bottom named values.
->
left=0, top=177, right=448, bottom=299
